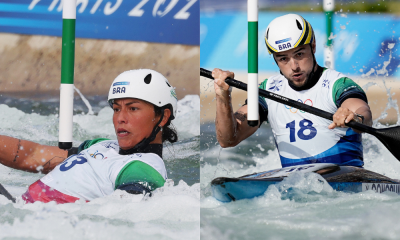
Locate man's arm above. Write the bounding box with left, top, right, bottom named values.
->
left=213, top=68, right=259, bottom=148
left=328, top=77, right=372, bottom=133
left=0, top=135, right=68, bottom=174
left=328, top=98, right=372, bottom=132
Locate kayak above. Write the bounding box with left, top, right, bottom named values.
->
left=211, top=163, right=400, bottom=202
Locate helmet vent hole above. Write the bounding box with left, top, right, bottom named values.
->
left=166, top=81, right=171, bottom=87
left=296, top=20, right=302, bottom=30
left=266, top=28, right=269, bottom=39
left=144, top=73, right=152, bottom=84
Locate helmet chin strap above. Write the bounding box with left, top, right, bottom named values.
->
left=119, top=110, right=164, bottom=155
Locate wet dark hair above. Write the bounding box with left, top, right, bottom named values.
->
left=154, top=105, right=178, bottom=143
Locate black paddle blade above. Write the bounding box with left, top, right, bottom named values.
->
left=372, top=125, right=400, bottom=160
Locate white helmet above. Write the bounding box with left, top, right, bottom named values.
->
left=265, top=14, right=315, bottom=54
left=108, top=69, right=178, bottom=120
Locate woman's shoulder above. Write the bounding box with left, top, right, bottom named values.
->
left=129, top=152, right=165, bottom=167
left=79, top=139, right=117, bottom=151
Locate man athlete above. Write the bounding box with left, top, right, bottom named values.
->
left=212, top=14, right=372, bottom=168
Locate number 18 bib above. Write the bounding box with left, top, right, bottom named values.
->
left=261, top=69, right=363, bottom=167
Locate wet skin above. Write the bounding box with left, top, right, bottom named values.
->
left=274, top=43, right=317, bottom=88
left=212, top=41, right=372, bottom=141
left=112, top=98, right=162, bottom=150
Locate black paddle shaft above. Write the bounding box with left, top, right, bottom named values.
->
left=200, top=67, right=400, bottom=161
left=0, top=183, right=15, bottom=203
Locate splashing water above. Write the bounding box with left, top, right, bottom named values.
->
left=200, top=46, right=400, bottom=238
left=328, top=32, right=337, bottom=41
left=201, top=123, right=400, bottom=239
left=360, top=43, right=400, bottom=126
left=74, top=86, right=94, bottom=115
left=363, top=43, right=395, bottom=78
left=376, top=48, right=392, bottom=76
left=362, top=68, right=376, bottom=77
left=0, top=94, right=200, bottom=239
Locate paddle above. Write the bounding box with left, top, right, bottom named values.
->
left=200, top=67, right=400, bottom=161
left=0, top=183, right=16, bottom=203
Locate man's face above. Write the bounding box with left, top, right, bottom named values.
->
left=273, top=43, right=316, bottom=88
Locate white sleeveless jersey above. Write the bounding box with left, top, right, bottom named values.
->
left=261, top=69, right=363, bottom=167
left=40, top=140, right=167, bottom=201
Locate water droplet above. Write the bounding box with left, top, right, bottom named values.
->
left=325, top=61, right=332, bottom=68
left=328, top=32, right=337, bottom=40
left=340, top=25, right=346, bottom=30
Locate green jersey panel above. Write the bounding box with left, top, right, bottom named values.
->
left=332, top=77, right=367, bottom=107
left=115, top=161, right=166, bottom=190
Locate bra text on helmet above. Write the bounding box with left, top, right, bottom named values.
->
left=113, top=87, right=126, bottom=94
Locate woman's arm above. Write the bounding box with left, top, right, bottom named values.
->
left=0, top=135, right=68, bottom=174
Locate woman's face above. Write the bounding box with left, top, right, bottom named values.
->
left=112, top=98, right=158, bottom=150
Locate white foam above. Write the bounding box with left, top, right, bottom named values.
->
left=173, top=95, right=200, bottom=139
left=201, top=152, right=400, bottom=239
left=0, top=95, right=200, bottom=239
left=0, top=182, right=200, bottom=240
left=201, top=126, right=400, bottom=239
left=0, top=95, right=200, bottom=144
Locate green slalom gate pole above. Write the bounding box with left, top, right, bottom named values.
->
left=59, top=0, right=76, bottom=150
left=324, top=0, right=335, bottom=69
left=247, top=0, right=259, bottom=127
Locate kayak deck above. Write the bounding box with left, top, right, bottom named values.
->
left=211, top=165, right=400, bottom=202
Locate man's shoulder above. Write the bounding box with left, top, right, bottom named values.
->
left=321, top=69, right=367, bottom=106
left=266, top=73, right=286, bottom=81
left=322, top=69, right=361, bottom=89
left=320, top=68, right=361, bottom=91
left=322, top=68, right=349, bottom=81
left=260, top=74, right=286, bottom=90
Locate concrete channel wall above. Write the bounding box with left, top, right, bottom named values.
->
left=0, top=33, right=199, bottom=99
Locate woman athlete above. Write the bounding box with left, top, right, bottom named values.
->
left=0, top=69, right=178, bottom=204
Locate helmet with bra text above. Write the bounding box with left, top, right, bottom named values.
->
left=265, top=14, right=315, bottom=54
left=107, top=69, right=178, bottom=120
